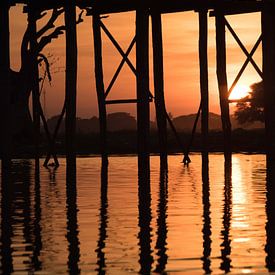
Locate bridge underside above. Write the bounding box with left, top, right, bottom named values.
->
left=1, top=0, right=275, bottom=168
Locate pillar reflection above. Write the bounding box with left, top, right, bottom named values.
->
left=66, top=163, right=80, bottom=274
left=1, top=166, right=13, bottom=274
left=265, top=160, right=275, bottom=272
left=138, top=156, right=153, bottom=274
left=201, top=154, right=212, bottom=273
left=95, top=160, right=109, bottom=274
left=155, top=161, right=168, bottom=273
left=220, top=158, right=232, bottom=272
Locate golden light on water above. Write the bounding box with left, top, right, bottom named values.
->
left=229, top=84, right=251, bottom=100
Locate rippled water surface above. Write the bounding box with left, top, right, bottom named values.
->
left=0, top=154, right=273, bottom=274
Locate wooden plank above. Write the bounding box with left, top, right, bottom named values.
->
left=151, top=11, right=167, bottom=160
left=64, top=1, right=78, bottom=166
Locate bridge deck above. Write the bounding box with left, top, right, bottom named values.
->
left=6, top=0, right=263, bottom=15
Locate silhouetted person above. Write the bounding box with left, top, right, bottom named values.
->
left=66, top=164, right=80, bottom=274
left=155, top=162, right=168, bottom=273
left=138, top=156, right=153, bottom=274
left=265, top=160, right=275, bottom=271
left=220, top=158, right=232, bottom=272
left=201, top=154, right=212, bottom=273
left=95, top=160, right=109, bottom=274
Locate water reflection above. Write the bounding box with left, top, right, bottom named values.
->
left=1, top=167, right=13, bottom=274
left=201, top=154, right=212, bottom=273
left=95, top=161, right=109, bottom=274
left=265, top=160, right=275, bottom=272
left=155, top=161, right=168, bottom=273
left=220, top=159, right=232, bottom=272
left=138, top=157, right=153, bottom=274
left=66, top=164, right=80, bottom=274
left=32, top=164, right=42, bottom=271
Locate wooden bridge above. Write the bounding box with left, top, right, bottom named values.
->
left=1, top=0, right=275, bottom=169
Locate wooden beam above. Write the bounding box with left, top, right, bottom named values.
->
left=262, top=1, right=275, bottom=162
left=64, top=2, right=78, bottom=167
left=151, top=11, right=167, bottom=160
left=0, top=4, right=11, bottom=167
left=199, top=10, right=209, bottom=160
left=136, top=8, right=150, bottom=170
left=93, top=14, right=108, bottom=163
left=215, top=11, right=232, bottom=158
left=105, top=99, right=139, bottom=104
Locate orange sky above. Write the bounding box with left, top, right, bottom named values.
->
left=10, top=6, right=262, bottom=119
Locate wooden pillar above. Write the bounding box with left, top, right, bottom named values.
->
left=136, top=8, right=150, bottom=171
left=199, top=10, right=209, bottom=161
left=28, top=8, right=40, bottom=163
left=151, top=11, right=167, bottom=163
left=64, top=2, right=78, bottom=167
left=215, top=11, right=231, bottom=158
left=92, top=14, right=108, bottom=164
left=262, top=1, right=275, bottom=162
left=0, top=3, right=11, bottom=168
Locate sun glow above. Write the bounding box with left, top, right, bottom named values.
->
left=229, top=84, right=251, bottom=100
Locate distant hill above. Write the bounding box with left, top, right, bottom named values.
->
left=172, top=112, right=264, bottom=132
left=45, top=111, right=264, bottom=134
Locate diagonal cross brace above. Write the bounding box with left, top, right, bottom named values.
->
left=228, top=34, right=262, bottom=95
left=224, top=18, right=263, bottom=96
left=105, top=36, right=136, bottom=98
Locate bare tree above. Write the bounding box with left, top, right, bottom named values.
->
left=11, top=7, right=83, bottom=138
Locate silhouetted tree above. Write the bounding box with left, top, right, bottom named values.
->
left=234, top=81, right=264, bottom=124
left=11, top=8, right=83, bottom=137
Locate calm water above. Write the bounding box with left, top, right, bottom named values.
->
left=0, top=154, right=275, bottom=274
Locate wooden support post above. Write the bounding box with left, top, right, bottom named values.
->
left=64, top=2, right=78, bottom=167
left=151, top=11, right=168, bottom=163
left=28, top=8, right=41, bottom=163
left=215, top=11, right=232, bottom=159
left=136, top=8, right=150, bottom=170
left=199, top=10, right=209, bottom=161
left=0, top=3, right=11, bottom=168
left=262, top=2, right=275, bottom=162
left=93, top=14, right=108, bottom=164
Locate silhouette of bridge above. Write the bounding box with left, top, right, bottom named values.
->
left=0, top=0, right=275, bottom=169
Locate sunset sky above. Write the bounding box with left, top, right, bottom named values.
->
left=10, top=6, right=262, bottom=119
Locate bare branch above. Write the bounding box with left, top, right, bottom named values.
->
left=36, top=8, right=65, bottom=38
left=37, top=53, right=52, bottom=83
left=36, top=25, right=66, bottom=54
left=35, top=9, right=84, bottom=54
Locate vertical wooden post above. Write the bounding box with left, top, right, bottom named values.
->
left=262, top=2, right=275, bottom=162
left=151, top=11, right=167, bottom=164
left=92, top=14, right=108, bottom=164
left=0, top=3, right=11, bottom=168
left=136, top=8, right=150, bottom=171
left=28, top=8, right=40, bottom=163
left=64, top=2, right=78, bottom=167
left=216, top=11, right=231, bottom=158
left=199, top=10, right=209, bottom=161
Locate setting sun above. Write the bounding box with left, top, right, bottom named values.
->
left=229, top=84, right=251, bottom=100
